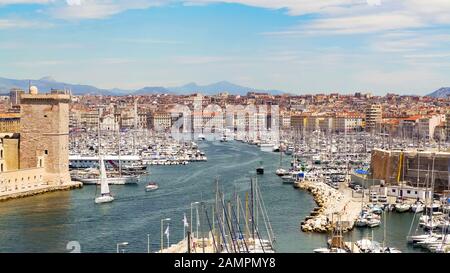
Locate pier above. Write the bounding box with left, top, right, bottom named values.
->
left=298, top=181, right=361, bottom=233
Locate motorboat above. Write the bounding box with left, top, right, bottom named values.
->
left=395, top=203, right=411, bottom=213
left=285, top=147, right=293, bottom=155
left=197, top=134, right=206, bottom=141
left=256, top=166, right=264, bottom=175
left=411, top=202, right=425, bottom=213
left=275, top=168, right=288, bottom=176
left=256, top=161, right=264, bottom=175
left=367, top=218, right=381, bottom=228
left=313, top=248, right=347, bottom=253
left=370, top=205, right=383, bottom=215
left=355, top=217, right=368, bottom=227
left=272, top=145, right=280, bottom=152
left=382, top=247, right=402, bottom=253
left=145, top=182, right=159, bottom=191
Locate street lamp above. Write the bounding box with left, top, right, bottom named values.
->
left=160, top=218, right=171, bottom=253
left=190, top=202, right=200, bottom=238
left=116, top=242, right=128, bottom=253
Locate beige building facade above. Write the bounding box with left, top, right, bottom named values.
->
left=365, top=104, right=382, bottom=132
left=0, top=87, right=78, bottom=199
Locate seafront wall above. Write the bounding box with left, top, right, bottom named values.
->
left=370, top=148, right=450, bottom=192
left=0, top=182, right=82, bottom=202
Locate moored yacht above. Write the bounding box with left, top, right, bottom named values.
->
left=395, top=202, right=411, bottom=213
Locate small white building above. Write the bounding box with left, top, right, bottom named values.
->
left=385, top=184, right=432, bottom=200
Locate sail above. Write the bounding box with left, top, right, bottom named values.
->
left=99, top=155, right=110, bottom=195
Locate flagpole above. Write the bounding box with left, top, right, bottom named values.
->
left=196, top=206, right=199, bottom=239
left=147, top=233, right=150, bottom=253
left=183, top=213, right=189, bottom=240
left=167, top=224, right=170, bottom=249
left=161, top=218, right=171, bottom=253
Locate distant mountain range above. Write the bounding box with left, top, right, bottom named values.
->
left=427, top=87, right=450, bottom=98
left=165, top=81, right=285, bottom=96
left=0, top=76, right=286, bottom=96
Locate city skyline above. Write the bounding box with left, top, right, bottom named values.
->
left=1, top=1, right=450, bottom=95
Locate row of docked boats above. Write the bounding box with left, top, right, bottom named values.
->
left=70, top=130, right=208, bottom=185
left=313, top=213, right=401, bottom=253
left=158, top=178, right=276, bottom=253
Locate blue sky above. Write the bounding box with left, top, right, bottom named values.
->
left=1, top=0, right=450, bottom=95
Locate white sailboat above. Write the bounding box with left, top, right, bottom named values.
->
left=275, top=148, right=287, bottom=176
left=95, top=155, right=115, bottom=204
left=94, top=120, right=114, bottom=204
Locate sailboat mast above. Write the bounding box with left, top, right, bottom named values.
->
left=245, top=192, right=249, bottom=242
left=255, top=177, right=259, bottom=229
left=279, top=146, right=282, bottom=167
left=98, top=111, right=101, bottom=157
left=250, top=178, right=255, bottom=242
left=118, top=129, right=122, bottom=176
left=383, top=210, right=386, bottom=250
left=430, top=154, right=436, bottom=232
left=417, top=152, right=420, bottom=187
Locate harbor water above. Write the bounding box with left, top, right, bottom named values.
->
left=0, top=141, right=425, bottom=253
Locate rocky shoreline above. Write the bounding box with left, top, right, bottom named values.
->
left=297, top=181, right=356, bottom=233
left=0, top=182, right=83, bottom=202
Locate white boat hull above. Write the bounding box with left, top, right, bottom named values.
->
left=395, top=204, right=411, bottom=213
left=145, top=186, right=159, bottom=191
left=411, top=204, right=424, bottom=213
left=95, top=195, right=114, bottom=204
left=76, top=176, right=139, bottom=185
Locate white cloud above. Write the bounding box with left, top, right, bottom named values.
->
left=66, top=0, right=82, bottom=6
left=183, top=0, right=365, bottom=16
left=301, top=13, right=424, bottom=34
left=49, top=0, right=168, bottom=19
left=173, top=55, right=230, bottom=65
left=403, top=53, right=450, bottom=59
left=0, top=18, right=53, bottom=28
left=4, top=0, right=450, bottom=35
left=12, top=60, right=68, bottom=67
left=249, top=0, right=450, bottom=35
left=117, top=38, right=185, bottom=45
left=371, top=32, right=450, bottom=52
left=367, top=0, right=381, bottom=6
left=0, top=0, right=52, bottom=4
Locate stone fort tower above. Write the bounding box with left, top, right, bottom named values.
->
left=19, top=86, right=71, bottom=185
